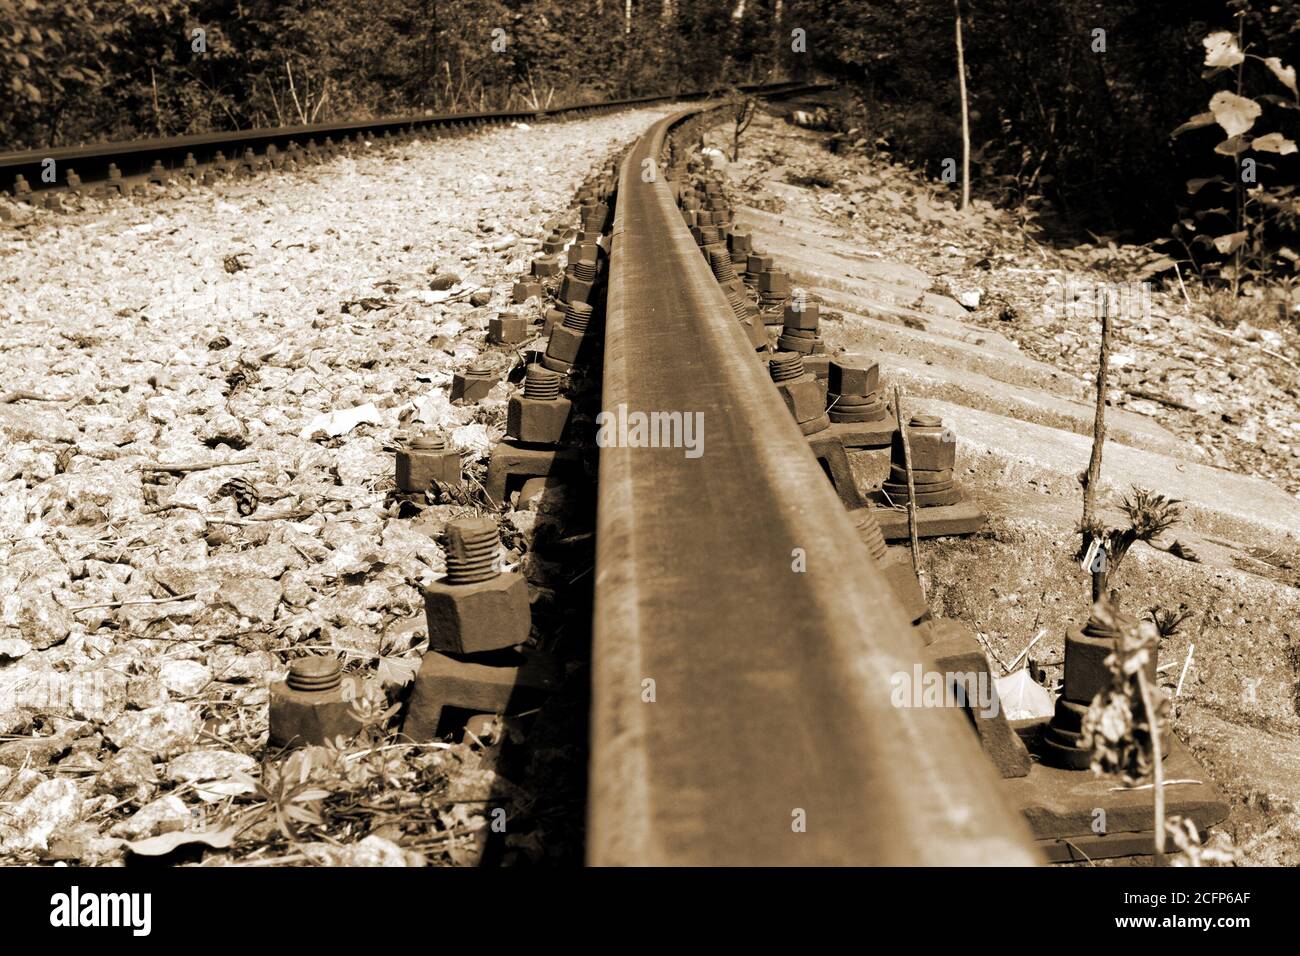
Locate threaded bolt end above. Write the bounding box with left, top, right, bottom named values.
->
left=442, top=517, right=501, bottom=585
left=563, top=301, right=593, bottom=332
left=287, top=656, right=343, bottom=692
left=726, top=288, right=750, bottom=321
left=709, top=249, right=738, bottom=282
left=524, top=365, right=562, bottom=400
left=769, top=352, right=805, bottom=383
left=409, top=430, right=447, bottom=451
left=856, top=510, right=889, bottom=561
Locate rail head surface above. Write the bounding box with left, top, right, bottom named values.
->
left=589, top=109, right=1041, bottom=866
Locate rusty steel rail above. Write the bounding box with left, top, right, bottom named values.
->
left=588, top=107, right=1041, bottom=866
left=0, top=81, right=817, bottom=197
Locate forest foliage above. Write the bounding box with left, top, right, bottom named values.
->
left=2, top=0, right=1299, bottom=281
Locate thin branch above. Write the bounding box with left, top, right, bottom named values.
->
left=1137, top=668, right=1167, bottom=863
left=139, top=454, right=258, bottom=473
left=1081, top=293, right=1112, bottom=600
left=69, top=591, right=199, bottom=612
left=0, top=390, right=63, bottom=404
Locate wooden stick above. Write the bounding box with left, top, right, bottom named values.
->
left=954, top=0, right=971, bottom=211
left=69, top=590, right=198, bottom=612
left=892, top=386, right=923, bottom=594
left=1199, top=323, right=1300, bottom=371
left=1175, top=643, right=1195, bottom=698
left=1137, top=668, right=1167, bottom=863
left=139, top=454, right=258, bottom=473
left=1127, top=388, right=1194, bottom=412
left=1081, top=293, right=1112, bottom=602
left=0, top=390, right=61, bottom=404
left=1008, top=628, right=1047, bottom=672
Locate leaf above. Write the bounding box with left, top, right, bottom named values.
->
left=1171, top=111, right=1216, bottom=137
left=1213, top=231, right=1248, bottom=254
left=377, top=655, right=420, bottom=687
left=1134, top=256, right=1177, bottom=280
left=1203, top=31, right=1244, bottom=69
left=1262, top=56, right=1298, bottom=95
left=1251, top=132, right=1298, bottom=154
left=1210, top=91, right=1261, bottom=137
left=1214, top=134, right=1250, bottom=156
left=1186, top=176, right=1225, bottom=195
left=126, top=826, right=239, bottom=857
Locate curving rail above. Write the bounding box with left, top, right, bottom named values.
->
left=588, top=107, right=1041, bottom=866
left=0, top=82, right=817, bottom=197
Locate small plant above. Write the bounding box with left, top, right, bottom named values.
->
left=1080, top=599, right=1238, bottom=865
left=1078, top=486, right=1186, bottom=601
left=1146, top=604, right=1195, bottom=641
left=1171, top=13, right=1300, bottom=293
left=727, top=89, right=758, bottom=162
left=1080, top=599, right=1171, bottom=859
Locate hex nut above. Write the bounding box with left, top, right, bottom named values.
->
left=488, top=312, right=529, bottom=345
left=1062, top=626, right=1117, bottom=703
left=268, top=676, right=366, bottom=749
left=451, top=371, right=495, bottom=403
left=829, top=356, right=879, bottom=397
left=507, top=395, right=572, bottom=445
left=560, top=272, right=594, bottom=305
left=545, top=324, right=586, bottom=366
left=758, top=271, right=790, bottom=295
left=424, top=571, right=531, bottom=655
left=532, top=256, right=562, bottom=278
left=543, top=306, right=566, bottom=335
left=512, top=280, right=543, bottom=303
left=775, top=374, right=825, bottom=424
left=396, top=446, right=461, bottom=491
left=783, top=300, right=820, bottom=331
left=896, top=421, right=956, bottom=471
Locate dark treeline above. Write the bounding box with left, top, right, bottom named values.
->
left=2, top=0, right=1298, bottom=280
left=0, top=0, right=805, bottom=148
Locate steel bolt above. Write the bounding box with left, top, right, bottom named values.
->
left=269, top=656, right=366, bottom=748
left=512, top=280, right=543, bottom=303
left=508, top=366, right=571, bottom=445
left=532, top=255, right=562, bottom=278
left=488, top=311, right=529, bottom=345
left=450, top=361, right=497, bottom=402
left=396, top=430, right=461, bottom=491
left=425, top=518, right=532, bottom=654
left=768, top=352, right=829, bottom=433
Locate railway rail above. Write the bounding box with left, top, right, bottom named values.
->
left=588, top=106, right=1040, bottom=865
left=0, top=82, right=813, bottom=201
left=2, top=81, right=1231, bottom=868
